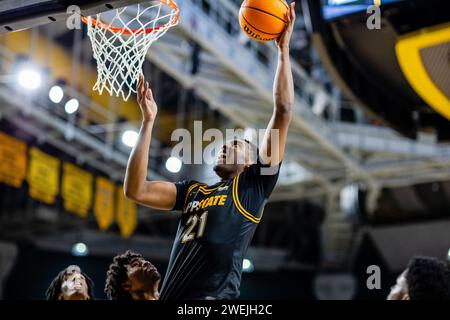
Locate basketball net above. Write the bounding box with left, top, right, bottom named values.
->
left=84, top=1, right=179, bottom=101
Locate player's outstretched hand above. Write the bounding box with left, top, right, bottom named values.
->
left=276, top=2, right=296, bottom=51
left=137, top=74, right=158, bottom=122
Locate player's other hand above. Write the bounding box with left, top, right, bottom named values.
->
left=137, top=74, right=158, bottom=122
left=276, top=2, right=296, bottom=51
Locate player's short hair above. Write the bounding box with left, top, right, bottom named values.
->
left=46, top=265, right=95, bottom=300
left=105, top=250, right=143, bottom=300
left=406, top=256, right=450, bottom=300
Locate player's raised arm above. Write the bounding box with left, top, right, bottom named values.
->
left=259, top=2, right=296, bottom=166
left=124, top=74, right=177, bottom=210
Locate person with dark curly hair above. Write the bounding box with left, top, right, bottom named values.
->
left=105, top=250, right=160, bottom=300
left=46, top=265, right=94, bottom=300
left=388, top=256, right=450, bottom=300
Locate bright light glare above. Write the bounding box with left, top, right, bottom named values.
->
left=49, top=85, right=64, bottom=103
left=18, top=69, right=41, bottom=90
left=166, top=157, right=182, bottom=173
left=242, top=258, right=254, bottom=273
left=121, top=130, right=139, bottom=148
left=65, top=98, right=79, bottom=114
left=71, top=242, right=88, bottom=257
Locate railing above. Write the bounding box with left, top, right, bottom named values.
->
left=333, top=122, right=450, bottom=158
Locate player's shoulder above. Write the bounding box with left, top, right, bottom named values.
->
left=187, top=180, right=207, bottom=187
left=176, top=179, right=205, bottom=186
left=179, top=180, right=207, bottom=193
left=241, top=161, right=282, bottom=179
left=173, top=180, right=209, bottom=211
left=235, top=161, right=282, bottom=198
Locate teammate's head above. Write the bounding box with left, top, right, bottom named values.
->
left=387, top=256, right=450, bottom=300
left=105, top=250, right=160, bottom=300
left=46, top=265, right=94, bottom=300
left=213, top=139, right=258, bottom=180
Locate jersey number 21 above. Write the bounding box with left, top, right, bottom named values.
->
left=181, top=211, right=209, bottom=243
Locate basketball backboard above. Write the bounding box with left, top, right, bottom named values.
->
left=0, top=0, right=142, bottom=33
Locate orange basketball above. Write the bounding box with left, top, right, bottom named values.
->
left=239, top=0, right=289, bottom=42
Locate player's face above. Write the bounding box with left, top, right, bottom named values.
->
left=387, top=269, right=409, bottom=300
left=123, top=257, right=161, bottom=300
left=59, top=267, right=90, bottom=300
left=213, top=139, right=254, bottom=179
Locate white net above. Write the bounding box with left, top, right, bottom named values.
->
left=85, top=1, right=179, bottom=101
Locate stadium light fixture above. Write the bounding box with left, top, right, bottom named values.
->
left=242, top=258, right=254, bottom=273
left=122, top=130, right=139, bottom=148
left=65, top=98, right=79, bottom=114
left=71, top=242, right=89, bottom=257
left=18, top=68, right=41, bottom=90
left=166, top=156, right=182, bottom=173
left=49, top=85, right=64, bottom=103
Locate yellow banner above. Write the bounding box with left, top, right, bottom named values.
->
left=62, top=162, right=93, bottom=218
left=94, top=177, right=115, bottom=231
left=0, top=132, right=27, bottom=188
left=116, top=185, right=137, bottom=238
left=27, top=147, right=60, bottom=204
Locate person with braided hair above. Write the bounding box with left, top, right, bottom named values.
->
left=105, top=250, right=160, bottom=300
left=46, top=265, right=94, bottom=300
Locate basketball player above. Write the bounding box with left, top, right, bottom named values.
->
left=46, top=265, right=94, bottom=300
left=124, top=3, right=296, bottom=299
left=105, top=250, right=161, bottom=300
left=387, top=256, right=450, bottom=300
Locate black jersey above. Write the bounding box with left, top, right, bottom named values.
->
left=159, top=162, right=280, bottom=300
